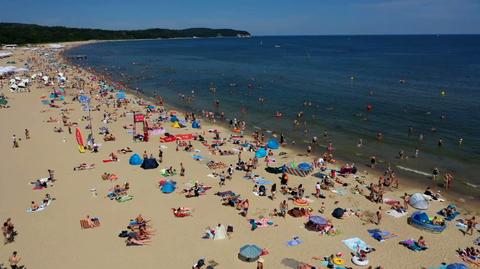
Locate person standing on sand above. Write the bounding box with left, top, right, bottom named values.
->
left=270, top=183, right=276, bottom=200
left=432, top=167, right=439, bottom=181
left=180, top=163, right=185, bottom=176
left=376, top=207, right=382, bottom=225
left=158, top=148, right=163, bottom=163
left=24, top=129, right=30, bottom=140
left=8, top=251, right=21, bottom=269
left=257, top=258, right=264, bottom=269
left=466, top=216, right=477, bottom=236
left=370, top=156, right=376, bottom=168
left=279, top=200, right=288, bottom=218
left=444, top=172, right=453, bottom=190
left=12, top=134, right=18, bottom=148
left=306, top=145, right=312, bottom=156
left=403, top=193, right=409, bottom=210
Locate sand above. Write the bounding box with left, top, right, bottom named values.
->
left=0, top=43, right=478, bottom=269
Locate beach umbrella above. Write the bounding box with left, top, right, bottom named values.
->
left=239, top=244, right=262, bottom=262
left=308, top=215, right=328, bottom=226
left=332, top=208, right=345, bottom=219
left=446, top=263, right=469, bottom=269
left=79, top=95, right=90, bottom=104
left=298, top=162, right=312, bottom=171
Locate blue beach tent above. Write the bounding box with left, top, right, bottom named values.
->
left=255, top=148, right=267, bottom=158
left=267, top=139, right=279, bottom=149
left=129, top=154, right=142, bottom=165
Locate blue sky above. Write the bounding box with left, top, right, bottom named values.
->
left=1, top=0, right=479, bottom=35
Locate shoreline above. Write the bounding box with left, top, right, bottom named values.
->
left=61, top=40, right=479, bottom=213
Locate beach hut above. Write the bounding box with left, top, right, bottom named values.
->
left=140, top=158, right=159, bottom=169
left=129, top=154, right=143, bottom=165
left=238, top=244, right=262, bottom=262
left=267, top=139, right=279, bottom=149
left=409, top=193, right=429, bottom=210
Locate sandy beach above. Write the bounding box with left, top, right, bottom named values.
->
left=0, top=42, right=478, bottom=269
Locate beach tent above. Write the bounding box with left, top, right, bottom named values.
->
left=192, top=120, right=201, bottom=129
left=332, top=208, right=345, bottom=219
left=255, top=148, right=267, bottom=158
left=409, top=193, right=429, bottom=210
left=446, top=263, right=469, bottom=269
left=161, top=180, right=176, bottom=193
left=116, top=91, right=126, bottom=100
left=171, top=121, right=182, bottom=128
left=140, top=158, right=159, bottom=169
left=239, top=244, right=262, bottom=262
left=129, top=154, right=143, bottom=165
left=267, top=139, right=279, bottom=149
left=213, top=225, right=227, bottom=240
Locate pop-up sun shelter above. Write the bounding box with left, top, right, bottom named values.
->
left=255, top=148, right=267, bottom=158
left=267, top=139, right=279, bottom=149
left=129, top=154, right=143, bottom=165
left=160, top=180, right=176, bottom=193
left=409, top=193, right=429, bottom=210
left=141, top=158, right=159, bottom=169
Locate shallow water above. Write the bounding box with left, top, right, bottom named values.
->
left=66, top=36, right=480, bottom=198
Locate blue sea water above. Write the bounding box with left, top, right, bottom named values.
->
left=66, top=36, right=480, bottom=197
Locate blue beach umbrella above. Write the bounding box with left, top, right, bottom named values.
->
left=239, top=244, right=262, bottom=261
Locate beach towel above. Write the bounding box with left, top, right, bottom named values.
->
left=26, top=200, right=51, bottom=213
left=287, top=237, right=303, bottom=247
left=383, top=198, right=400, bottom=206
left=331, top=188, right=347, bottom=196
left=193, top=155, right=204, bottom=161
left=254, top=178, right=273, bottom=185
left=399, top=239, right=428, bottom=251
left=342, top=237, right=371, bottom=252
left=386, top=209, right=408, bottom=218
left=116, top=195, right=133, bottom=203
left=80, top=218, right=101, bottom=229
left=437, top=211, right=460, bottom=221
left=319, top=260, right=347, bottom=269
left=367, top=229, right=397, bottom=241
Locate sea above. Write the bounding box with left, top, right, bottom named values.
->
left=66, top=35, right=480, bottom=199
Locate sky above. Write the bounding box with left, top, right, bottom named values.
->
left=1, top=0, right=480, bottom=35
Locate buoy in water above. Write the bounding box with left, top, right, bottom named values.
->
left=367, top=104, right=373, bottom=112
